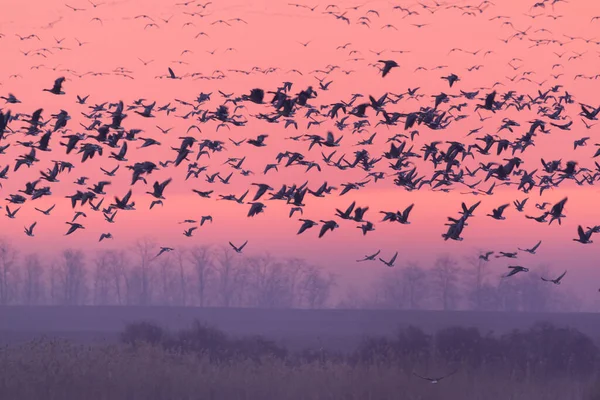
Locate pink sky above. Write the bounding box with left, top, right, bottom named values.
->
left=1, top=0, right=600, bottom=297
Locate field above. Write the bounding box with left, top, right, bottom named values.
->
left=3, top=307, right=600, bottom=399
left=0, top=342, right=595, bottom=400
left=3, top=306, right=600, bottom=349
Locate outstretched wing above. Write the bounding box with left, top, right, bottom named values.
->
left=412, top=372, right=433, bottom=382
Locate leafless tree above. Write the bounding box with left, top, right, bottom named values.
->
left=431, top=254, right=461, bottom=310
left=107, top=250, right=128, bottom=305
left=371, top=269, right=405, bottom=309
left=214, top=246, right=240, bottom=307
left=131, top=237, right=157, bottom=305
left=0, top=238, right=19, bottom=305
left=402, top=262, right=428, bottom=309
left=21, top=253, right=45, bottom=305
left=58, top=249, right=87, bottom=305
left=299, top=264, right=335, bottom=309
left=464, top=251, right=490, bottom=310
left=496, top=277, right=521, bottom=311
left=48, top=261, right=60, bottom=305
left=92, top=251, right=113, bottom=305
left=520, top=264, right=554, bottom=312
left=174, top=248, right=189, bottom=306
left=189, top=245, right=213, bottom=307
left=246, top=253, right=294, bottom=308
left=284, top=257, right=310, bottom=307
left=156, top=253, right=177, bottom=305
left=336, top=284, right=370, bottom=309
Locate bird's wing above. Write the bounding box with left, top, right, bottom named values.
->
left=412, top=372, right=432, bottom=381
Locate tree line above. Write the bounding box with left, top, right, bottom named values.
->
left=0, top=237, right=583, bottom=311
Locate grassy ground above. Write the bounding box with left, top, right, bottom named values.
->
left=2, top=319, right=600, bottom=400
left=0, top=340, right=594, bottom=400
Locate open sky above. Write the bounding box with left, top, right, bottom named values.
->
left=1, top=0, right=600, bottom=297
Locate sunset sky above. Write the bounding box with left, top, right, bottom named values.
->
left=1, top=0, right=600, bottom=298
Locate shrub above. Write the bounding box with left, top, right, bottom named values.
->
left=120, top=320, right=287, bottom=362
left=120, top=321, right=167, bottom=347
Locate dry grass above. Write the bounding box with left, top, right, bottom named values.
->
left=1, top=321, right=599, bottom=400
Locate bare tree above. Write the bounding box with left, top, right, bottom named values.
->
left=246, top=254, right=294, bottom=308
left=92, top=251, right=112, bottom=305
left=464, top=251, right=490, bottom=310
left=284, top=257, right=310, bottom=307
left=231, top=262, right=250, bottom=307
left=48, top=261, right=60, bottom=305
left=299, top=265, right=335, bottom=309
left=214, top=246, right=240, bottom=307
left=59, top=249, right=87, bottom=305
left=336, top=284, right=370, bottom=309
left=21, top=253, right=45, bottom=305
left=0, top=238, right=19, bottom=305
left=402, top=262, right=428, bottom=309
left=174, top=248, right=189, bottom=306
left=520, top=264, right=554, bottom=312
left=107, top=250, right=128, bottom=305
left=189, top=245, right=213, bottom=307
left=131, top=237, right=157, bottom=305
left=496, top=278, right=521, bottom=311
left=156, top=253, right=176, bottom=305
left=431, top=254, right=461, bottom=310
left=371, top=269, right=405, bottom=309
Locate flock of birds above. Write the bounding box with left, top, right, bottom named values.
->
left=0, top=0, right=600, bottom=300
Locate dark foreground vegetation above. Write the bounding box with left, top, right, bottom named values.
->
left=2, top=320, right=600, bottom=400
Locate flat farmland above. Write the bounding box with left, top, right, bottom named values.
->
left=2, top=307, right=600, bottom=350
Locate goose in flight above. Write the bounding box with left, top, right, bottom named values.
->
left=518, top=240, right=542, bottom=254
left=535, top=202, right=550, bottom=210
left=379, top=251, right=398, bottom=267
left=251, top=183, right=273, bottom=201
left=298, top=219, right=318, bottom=235
left=24, top=222, right=37, bottom=237
left=35, top=204, right=55, bottom=215
left=441, top=73, right=460, bottom=87
left=167, top=67, right=179, bottom=79
left=112, top=189, right=135, bottom=210
left=380, top=204, right=414, bottom=224
left=504, top=265, right=529, bottom=278
left=5, top=206, right=20, bottom=219
left=357, top=221, right=375, bottom=235
left=496, top=251, right=517, bottom=258
left=43, top=77, right=66, bottom=95
left=513, top=197, right=528, bottom=212
left=487, top=204, right=509, bottom=220
left=547, top=197, right=568, bottom=225
left=146, top=178, right=172, bottom=199
left=479, top=251, right=494, bottom=261
left=573, top=225, right=594, bottom=244
left=198, top=215, right=212, bottom=226
left=247, top=202, right=266, bottom=217
left=99, top=233, right=113, bottom=242
left=183, top=227, right=197, bottom=237
left=412, top=369, right=457, bottom=384
left=356, top=250, right=381, bottom=262
left=229, top=240, right=248, bottom=253
left=541, top=270, right=567, bottom=285
left=318, top=220, right=339, bottom=238
left=155, top=247, right=174, bottom=258
left=64, top=222, right=85, bottom=235
left=378, top=60, right=399, bottom=77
